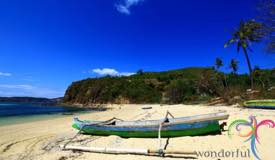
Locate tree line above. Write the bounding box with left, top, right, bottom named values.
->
left=63, top=67, right=275, bottom=106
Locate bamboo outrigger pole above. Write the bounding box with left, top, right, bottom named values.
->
left=60, top=145, right=197, bottom=156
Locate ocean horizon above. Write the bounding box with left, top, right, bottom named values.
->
left=0, top=102, right=90, bottom=126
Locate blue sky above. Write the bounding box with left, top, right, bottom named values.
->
left=0, top=0, right=274, bottom=98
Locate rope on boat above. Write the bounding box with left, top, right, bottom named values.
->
left=158, top=121, right=163, bottom=155
left=157, top=111, right=175, bottom=156
left=93, top=117, right=124, bottom=125
left=63, top=114, right=148, bottom=150
left=63, top=129, right=83, bottom=149
left=62, top=117, right=125, bottom=150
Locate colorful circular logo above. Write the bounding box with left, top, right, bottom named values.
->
left=228, top=116, right=275, bottom=160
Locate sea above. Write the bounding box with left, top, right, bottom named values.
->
left=0, top=102, right=90, bottom=126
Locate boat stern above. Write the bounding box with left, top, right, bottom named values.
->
left=72, top=117, right=84, bottom=130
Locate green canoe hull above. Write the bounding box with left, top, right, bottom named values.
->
left=244, top=100, right=275, bottom=109
left=72, top=122, right=221, bottom=138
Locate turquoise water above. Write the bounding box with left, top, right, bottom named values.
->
left=0, top=102, right=90, bottom=126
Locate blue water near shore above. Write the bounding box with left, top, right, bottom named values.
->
left=0, top=102, right=90, bottom=126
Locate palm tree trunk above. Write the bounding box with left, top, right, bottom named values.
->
left=242, top=47, right=254, bottom=89
left=223, top=74, right=228, bottom=88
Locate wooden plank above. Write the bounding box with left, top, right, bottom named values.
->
left=61, top=145, right=148, bottom=155
left=61, top=145, right=197, bottom=156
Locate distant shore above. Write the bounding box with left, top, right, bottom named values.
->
left=0, top=104, right=275, bottom=160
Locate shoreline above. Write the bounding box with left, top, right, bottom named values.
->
left=0, top=114, right=69, bottom=127
left=0, top=103, right=102, bottom=127
left=0, top=109, right=103, bottom=127
left=0, top=104, right=275, bottom=160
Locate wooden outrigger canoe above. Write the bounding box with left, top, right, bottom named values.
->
left=244, top=99, right=275, bottom=109
left=72, top=112, right=229, bottom=138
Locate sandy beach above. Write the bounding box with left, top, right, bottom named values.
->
left=0, top=104, right=275, bottom=160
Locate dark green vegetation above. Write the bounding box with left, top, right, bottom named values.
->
left=63, top=67, right=275, bottom=106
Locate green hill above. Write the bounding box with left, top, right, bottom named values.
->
left=63, top=67, right=275, bottom=106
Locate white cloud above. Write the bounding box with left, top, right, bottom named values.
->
left=0, top=84, right=64, bottom=98
left=0, top=72, right=12, bottom=76
left=119, top=72, right=135, bottom=76
left=92, top=68, right=119, bottom=76
left=115, top=0, right=144, bottom=15
left=91, top=68, right=135, bottom=76
left=0, top=84, right=34, bottom=90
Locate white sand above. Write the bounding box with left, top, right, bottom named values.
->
left=0, top=104, right=275, bottom=160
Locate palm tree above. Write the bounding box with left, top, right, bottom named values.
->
left=136, top=69, right=144, bottom=75
left=214, top=58, right=227, bottom=88
left=215, top=58, right=223, bottom=70
left=258, top=0, right=275, bottom=53
left=229, top=59, right=239, bottom=74
left=224, top=20, right=264, bottom=88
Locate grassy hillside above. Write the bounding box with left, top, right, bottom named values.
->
left=63, top=67, right=275, bottom=106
